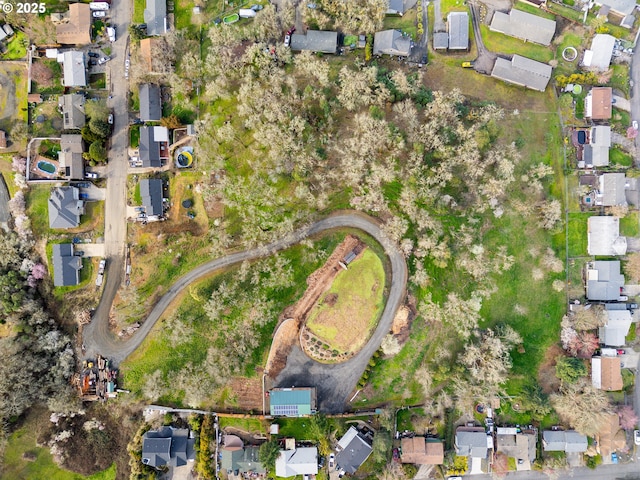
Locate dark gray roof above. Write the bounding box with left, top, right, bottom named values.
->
left=335, top=427, right=373, bottom=474
left=491, top=55, right=552, bottom=92
left=59, top=134, right=84, bottom=180
left=142, top=427, right=194, bottom=469
left=594, top=0, right=636, bottom=16
left=139, top=126, right=162, bottom=167
left=586, top=261, right=624, bottom=301
left=144, top=0, right=167, bottom=36
left=52, top=243, right=82, bottom=287
left=139, top=83, right=162, bottom=122
left=140, top=178, right=164, bottom=216
left=489, top=9, right=556, bottom=46
left=290, top=30, right=338, bottom=53
left=373, top=29, right=412, bottom=56
left=448, top=12, right=469, bottom=50
left=455, top=429, right=489, bottom=458
left=387, top=0, right=418, bottom=14
left=433, top=32, right=448, bottom=49
left=543, top=430, right=587, bottom=452
left=59, top=94, right=85, bottom=130
left=48, top=186, right=83, bottom=229
left=221, top=446, right=265, bottom=474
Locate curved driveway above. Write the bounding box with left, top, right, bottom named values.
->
left=83, top=212, right=408, bottom=410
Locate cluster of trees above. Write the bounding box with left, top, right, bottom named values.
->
left=80, top=99, right=111, bottom=164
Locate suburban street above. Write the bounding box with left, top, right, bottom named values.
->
left=83, top=212, right=408, bottom=412
left=82, top=0, right=132, bottom=349
left=472, top=462, right=640, bottom=479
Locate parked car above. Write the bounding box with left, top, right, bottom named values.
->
left=125, top=58, right=130, bottom=69
left=286, top=26, right=296, bottom=35
left=462, top=61, right=474, bottom=68
left=88, top=52, right=100, bottom=58
left=79, top=193, right=89, bottom=200
left=74, top=182, right=90, bottom=188
left=626, top=303, right=638, bottom=310
left=85, top=172, right=98, bottom=179
left=448, top=477, right=463, bottom=480
left=92, top=11, right=106, bottom=17
left=611, top=452, right=618, bottom=464
left=329, top=453, right=335, bottom=469
left=284, top=34, right=291, bottom=47
left=98, top=56, right=110, bottom=65
left=338, top=470, right=345, bottom=479
left=634, top=429, right=640, bottom=446
left=88, top=60, right=97, bottom=66
left=392, top=448, right=400, bottom=462
left=108, top=113, right=113, bottom=124
left=251, top=4, right=263, bottom=10
left=616, top=349, right=625, bottom=355
left=75, top=250, right=85, bottom=256
left=633, top=120, right=638, bottom=130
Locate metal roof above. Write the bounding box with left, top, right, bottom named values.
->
left=448, top=12, right=469, bottom=50
left=491, top=55, right=552, bottom=92
left=140, top=178, right=163, bottom=217
left=275, top=448, right=318, bottom=477
left=139, top=83, right=162, bottom=122
left=139, top=126, right=162, bottom=167
left=52, top=243, right=82, bottom=287
left=62, top=50, right=86, bottom=87
left=144, top=0, right=167, bottom=36
left=489, top=9, right=556, bottom=46
left=269, top=388, right=312, bottom=416
left=290, top=30, right=338, bottom=53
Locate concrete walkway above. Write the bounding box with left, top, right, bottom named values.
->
left=614, top=95, right=631, bottom=112
left=74, top=243, right=105, bottom=257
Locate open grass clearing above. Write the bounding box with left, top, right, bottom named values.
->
left=610, top=146, right=633, bottom=167
left=26, top=183, right=51, bottom=238
left=219, top=417, right=267, bottom=435
left=568, top=212, right=590, bottom=257
left=306, top=249, right=385, bottom=354
left=513, top=1, right=556, bottom=19
left=480, top=24, right=554, bottom=63
left=2, top=31, right=28, bottom=60
left=383, top=8, right=418, bottom=39
left=620, top=211, right=639, bottom=237
left=0, top=62, right=28, bottom=133
left=2, top=410, right=116, bottom=480
left=133, top=0, right=145, bottom=23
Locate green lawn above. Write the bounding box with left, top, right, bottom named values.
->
left=133, top=0, right=145, bottom=23
left=3, top=415, right=116, bottom=480
left=219, top=417, right=266, bottom=434
left=306, top=249, right=386, bottom=353
left=174, top=0, right=196, bottom=30
left=568, top=213, right=590, bottom=257
left=2, top=31, right=28, bottom=60
left=480, top=24, right=554, bottom=63
left=383, top=8, right=418, bottom=39
left=610, top=147, right=633, bottom=167
left=130, top=125, right=141, bottom=148
left=620, top=212, right=639, bottom=237
left=513, top=1, right=556, bottom=19
left=546, top=2, right=584, bottom=23
left=26, top=184, right=52, bottom=238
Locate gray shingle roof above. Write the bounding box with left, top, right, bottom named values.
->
left=52, top=243, right=82, bottom=287
left=491, top=55, right=552, bottom=92
left=589, top=34, right=615, bottom=72
left=543, top=430, right=588, bottom=452
left=290, top=30, right=338, bottom=53
left=62, top=50, right=86, bottom=87
left=59, top=134, right=84, bottom=180
left=448, top=12, right=469, bottom=50
left=221, top=446, right=265, bottom=474
left=587, top=216, right=627, bottom=256
left=387, top=0, right=418, bottom=15
left=142, top=427, right=194, bottom=469
left=144, top=0, right=167, bottom=36
left=594, top=0, right=636, bottom=16
left=433, top=32, right=449, bottom=49
left=59, top=94, right=86, bottom=130
left=599, top=173, right=627, bottom=206
left=140, top=178, right=163, bottom=216
left=48, top=186, right=83, bottom=229
left=373, top=29, right=412, bottom=56
left=139, top=84, right=162, bottom=122
left=335, top=427, right=373, bottom=474
left=455, top=429, right=489, bottom=458
left=139, top=126, right=162, bottom=167
left=489, top=9, right=556, bottom=46
left=599, top=308, right=632, bottom=346
left=586, top=261, right=624, bottom=301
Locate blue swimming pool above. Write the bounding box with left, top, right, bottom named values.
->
left=37, top=160, right=56, bottom=174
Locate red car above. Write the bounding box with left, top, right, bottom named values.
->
left=617, top=349, right=625, bottom=355
left=392, top=448, right=400, bottom=462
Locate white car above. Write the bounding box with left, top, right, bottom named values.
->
left=108, top=113, right=113, bottom=124
left=92, top=11, right=106, bottom=17
left=329, top=453, right=335, bottom=469
left=98, top=56, right=109, bottom=65
left=635, top=429, right=640, bottom=446
left=633, top=120, right=638, bottom=130
left=125, top=58, right=130, bottom=69
left=85, top=172, right=98, bottom=179
left=284, top=34, right=291, bottom=47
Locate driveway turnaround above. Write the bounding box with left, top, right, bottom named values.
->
left=83, top=212, right=408, bottom=412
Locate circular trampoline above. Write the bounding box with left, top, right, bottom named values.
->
left=562, top=47, right=578, bottom=62
left=175, top=147, right=194, bottom=168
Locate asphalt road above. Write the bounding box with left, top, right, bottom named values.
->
left=83, top=0, right=132, bottom=352
left=83, top=213, right=408, bottom=412
left=471, top=463, right=640, bottom=479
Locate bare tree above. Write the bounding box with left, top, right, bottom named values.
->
left=551, top=379, right=611, bottom=436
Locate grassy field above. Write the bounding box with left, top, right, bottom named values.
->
left=547, top=2, right=584, bottom=23
left=219, top=417, right=266, bottom=434
left=513, top=1, right=556, bottom=19
left=480, top=25, right=554, bottom=63
left=383, top=8, right=418, bottom=39
left=120, top=232, right=350, bottom=406
left=133, top=0, right=145, bottom=23
left=26, top=184, right=52, bottom=238
left=306, top=249, right=385, bottom=353
left=620, top=212, right=639, bottom=237
left=3, top=413, right=116, bottom=480
left=2, top=31, right=28, bottom=60
left=610, top=147, right=633, bottom=167
left=568, top=213, right=590, bottom=257
left=0, top=62, right=28, bottom=134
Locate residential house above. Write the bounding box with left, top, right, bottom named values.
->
left=592, top=356, right=623, bottom=391
left=52, top=243, right=82, bottom=287
left=144, top=0, right=167, bottom=36
left=489, top=9, right=556, bottom=46
left=141, top=426, right=195, bottom=469
left=335, top=426, right=373, bottom=474
left=56, top=3, right=91, bottom=45
left=275, top=447, right=318, bottom=477
left=490, top=54, right=552, bottom=92
left=48, top=186, right=84, bottom=229
left=600, top=305, right=632, bottom=346
left=454, top=427, right=491, bottom=459
left=386, top=0, right=418, bottom=15
left=447, top=12, right=469, bottom=50
left=542, top=430, right=588, bottom=452
left=582, top=126, right=611, bottom=167
left=585, top=260, right=625, bottom=301
left=139, top=126, right=169, bottom=168
left=220, top=435, right=265, bottom=475
left=587, top=216, right=627, bottom=256
left=269, top=387, right=316, bottom=417
left=28, top=93, right=43, bottom=104
left=140, top=178, right=164, bottom=218
left=593, top=0, right=637, bottom=27
left=583, top=34, right=616, bottom=71
left=60, top=50, right=86, bottom=87
left=433, top=32, right=449, bottom=50
left=585, top=87, right=613, bottom=120
left=59, top=94, right=86, bottom=130
left=290, top=30, right=338, bottom=53
left=139, top=83, right=162, bottom=122
left=495, top=427, right=537, bottom=471
left=597, top=413, right=624, bottom=461
left=400, top=437, right=444, bottom=465
left=59, top=134, right=85, bottom=181
left=586, top=173, right=627, bottom=206
left=373, top=29, right=412, bottom=56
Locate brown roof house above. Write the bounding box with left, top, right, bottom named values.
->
left=585, top=87, right=613, bottom=120
left=592, top=356, right=623, bottom=391
left=597, top=413, right=626, bottom=461
left=400, top=437, right=444, bottom=465
left=56, top=3, right=91, bottom=45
